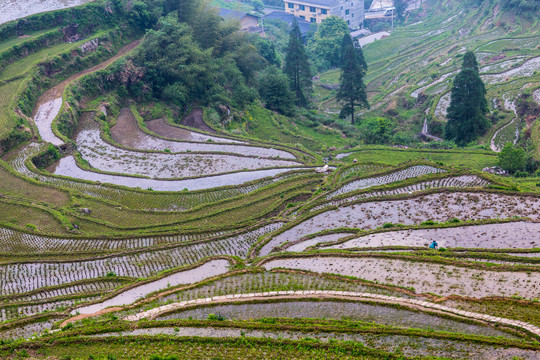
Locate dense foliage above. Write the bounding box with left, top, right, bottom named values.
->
left=284, top=19, right=312, bottom=107
left=498, top=143, right=526, bottom=173
left=129, top=15, right=259, bottom=108
left=258, top=66, right=295, bottom=115
left=336, top=34, right=369, bottom=125
left=308, top=16, right=350, bottom=70
left=445, top=51, right=489, bottom=146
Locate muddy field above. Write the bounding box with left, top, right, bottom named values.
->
left=75, top=114, right=298, bottom=179
left=0, top=0, right=91, bottom=24
left=263, top=256, right=540, bottom=299
left=75, top=259, right=230, bottom=314
left=110, top=108, right=295, bottom=159
left=270, top=192, right=540, bottom=246
left=325, top=222, right=540, bottom=250
left=146, top=118, right=240, bottom=143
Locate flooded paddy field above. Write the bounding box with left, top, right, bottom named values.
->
left=269, top=192, right=540, bottom=249
left=0, top=0, right=91, bottom=24
left=74, top=115, right=299, bottom=179
left=314, top=175, right=490, bottom=212
left=74, top=259, right=231, bottom=314
left=3, top=1, right=540, bottom=357
left=325, top=222, right=540, bottom=250
left=262, top=256, right=540, bottom=299
left=328, top=165, right=446, bottom=198
left=0, top=224, right=280, bottom=295
left=50, top=155, right=305, bottom=191
left=156, top=300, right=515, bottom=338
left=111, top=108, right=293, bottom=159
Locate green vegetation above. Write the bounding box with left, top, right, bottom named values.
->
left=336, top=34, right=369, bottom=125
left=1, top=0, right=539, bottom=358
left=284, top=19, right=312, bottom=107
left=445, top=51, right=489, bottom=146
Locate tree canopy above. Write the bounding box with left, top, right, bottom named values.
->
left=336, top=34, right=369, bottom=125
left=284, top=19, right=312, bottom=107
left=498, top=143, right=526, bottom=173
left=308, top=16, right=350, bottom=70
left=258, top=66, right=294, bottom=115
left=128, top=14, right=258, bottom=108
left=445, top=51, right=489, bottom=146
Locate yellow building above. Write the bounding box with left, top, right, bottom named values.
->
left=284, top=0, right=364, bottom=28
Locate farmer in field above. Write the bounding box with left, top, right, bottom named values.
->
left=429, top=240, right=438, bottom=250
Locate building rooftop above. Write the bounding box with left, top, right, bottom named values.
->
left=264, top=11, right=312, bottom=36
left=285, top=0, right=335, bottom=6
left=218, top=8, right=258, bottom=21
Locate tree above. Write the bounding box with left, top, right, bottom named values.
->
left=308, top=16, right=349, bottom=70
left=445, top=51, right=489, bottom=146
left=461, top=50, right=479, bottom=72
left=394, top=0, right=407, bottom=22
left=357, top=117, right=395, bottom=144
left=258, top=66, right=295, bottom=115
left=336, top=34, right=369, bottom=125
left=252, top=0, right=265, bottom=14
left=498, top=143, right=526, bottom=174
left=283, top=19, right=312, bottom=107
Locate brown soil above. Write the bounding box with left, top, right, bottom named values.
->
left=110, top=107, right=143, bottom=147
left=180, top=108, right=215, bottom=133
left=146, top=118, right=199, bottom=140
left=31, top=40, right=141, bottom=117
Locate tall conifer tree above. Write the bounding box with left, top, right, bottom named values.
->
left=445, top=51, right=489, bottom=145
left=336, top=34, right=369, bottom=125
left=284, top=19, right=312, bottom=107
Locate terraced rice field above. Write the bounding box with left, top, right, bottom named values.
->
left=73, top=114, right=299, bottom=179
left=327, top=165, right=446, bottom=198
left=111, top=107, right=294, bottom=159
left=325, top=222, right=540, bottom=250
left=2, top=2, right=540, bottom=358
left=263, top=192, right=540, bottom=254
left=262, top=256, right=540, bottom=299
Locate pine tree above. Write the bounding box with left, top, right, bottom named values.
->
left=445, top=51, right=489, bottom=146
left=283, top=19, right=312, bottom=107
left=336, top=34, right=369, bottom=125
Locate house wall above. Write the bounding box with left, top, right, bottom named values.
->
left=284, top=0, right=364, bottom=27
left=330, top=0, right=364, bottom=28
left=284, top=1, right=331, bottom=24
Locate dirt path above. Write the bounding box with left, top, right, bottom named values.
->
left=32, top=40, right=141, bottom=117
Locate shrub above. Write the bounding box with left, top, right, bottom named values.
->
left=207, top=313, right=226, bottom=321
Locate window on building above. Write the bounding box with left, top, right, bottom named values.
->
left=300, top=15, right=305, bottom=19
left=340, top=6, right=343, bottom=10
left=287, top=2, right=294, bottom=8
left=347, top=20, right=350, bottom=25
left=345, top=9, right=349, bottom=15
left=351, top=13, right=354, bottom=17
left=310, top=6, right=316, bottom=12
left=299, top=5, right=305, bottom=10
left=321, top=8, right=327, bottom=14
left=310, top=17, right=316, bottom=22
left=351, top=2, right=353, bottom=6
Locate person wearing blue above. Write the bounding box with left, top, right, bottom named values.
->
left=429, top=240, right=438, bottom=250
